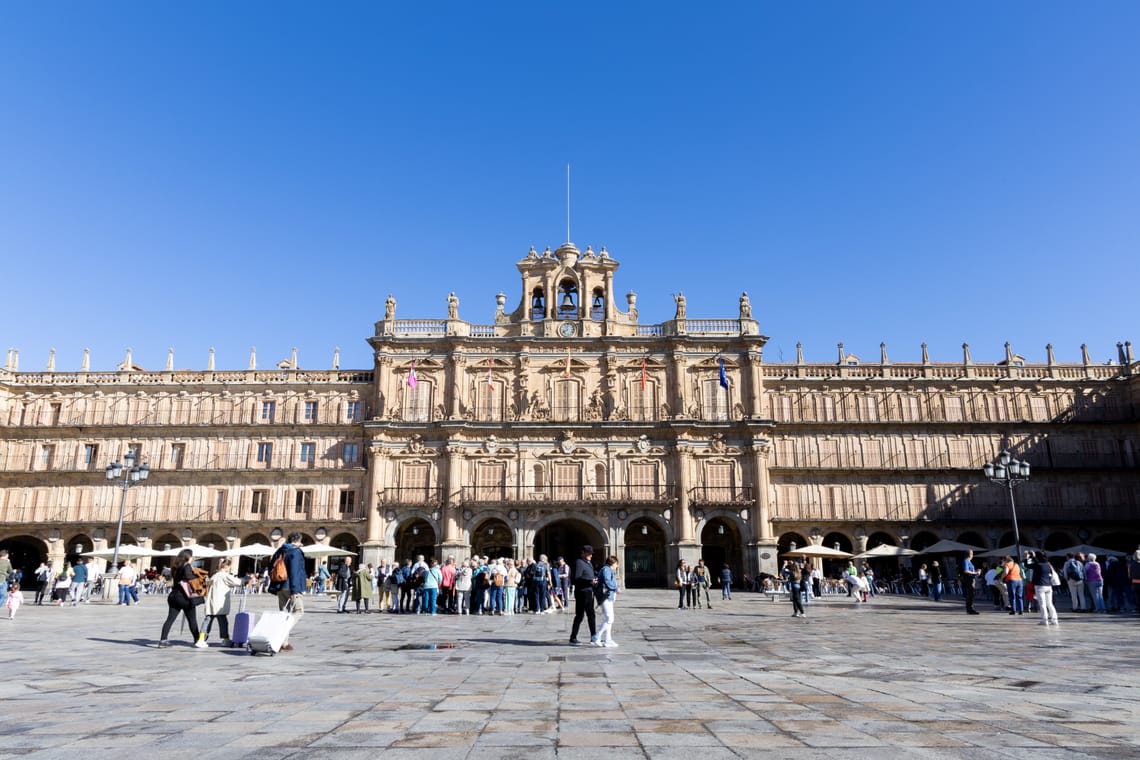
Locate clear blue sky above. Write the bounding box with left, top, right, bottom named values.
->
left=2, top=3, right=1137, bottom=371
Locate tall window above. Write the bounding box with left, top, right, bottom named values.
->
left=554, top=463, right=580, bottom=500
left=40, top=445, right=55, bottom=469
left=214, top=489, right=227, bottom=518
left=476, top=462, right=506, bottom=501
left=552, top=380, right=580, bottom=422
left=83, top=443, right=99, bottom=470
left=706, top=463, right=734, bottom=501
left=902, top=395, right=921, bottom=422
left=261, top=400, right=276, bottom=423
left=863, top=439, right=883, bottom=468
left=593, top=463, right=607, bottom=495
left=819, top=439, right=839, bottom=467
left=404, top=380, right=432, bottom=422
left=630, top=380, right=657, bottom=422
left=476, top=381, right=503, bottom=421
left=630, top=462, right=657, bottom=500
left=251, top=489, right=268, bottom=514
left=1029, top=396, right=1049, bottom=422
left=402, top=463, right=430, bottom=501
left=701, top=379, right=728, bottom=421
left=944, top=396, right=964, bottom=422
left=819, top=395, right=836, bottom=422
left=532, top=464, right=545, bottom=492
left=170, top=443, right=185, bottom=470
left=339, top=490, right=356, bottom=513
left=299, top=442, right=316, bottom=465
left=343, top=442, right=360, bottom=465
left=304, top=401, right=318, bottom=422
left=295, top=489, right=313, bottom=513
left=346, top=400, right=361, bottom=421
left=256, top=442, right=273, bottom=466
left=862, top=395, right=880, bottom=422
left=49, top=402, right=62, bottom=425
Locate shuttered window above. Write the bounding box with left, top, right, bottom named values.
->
left=476, top=462, right=506, bottom=501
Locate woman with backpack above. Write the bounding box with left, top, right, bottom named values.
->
left=157, top=549, right=206, bottom=649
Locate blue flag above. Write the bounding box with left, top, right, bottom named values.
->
left=718, top=357, right=729, bottom=390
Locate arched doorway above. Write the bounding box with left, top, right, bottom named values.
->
left=863, top=531, right=902, bottom=577
left=395, top=519, right=436, bottom=563
left=0, top=535, right=47, bottom=584
left=700, top=518, right=741, bottom=584
left=1091, top=530, right=1140, bottom=554
left=534, top=518, right=606, bottom=565
left=152, top=533, right=182, bottom=572
left=957, top=531, right=987, bottom=549
left=324, top=532, right=360, bottom=576
left=910, top=531, right=939, bottom=553
left=471, top=518, right=514, bottom=560
left=1043, top=532, right=1074, bottom=551
left=64, top=533, right=94, bottom=567
left=623, top=519, right=667, bottom=588
left=777, top=532, right=808, bottom=564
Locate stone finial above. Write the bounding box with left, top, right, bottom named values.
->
left=1127, top=341, right=1135, bottom=363
left=1118, top=342, right=1127, bottom=365
left=495, top=291, right=506, bottom=310
left=47, top=348, right=56, bottom=373
left=248, top=347, right=257, bottom=371
left=880, top=342, right=888, bottom=364
left=1081, top=343, right=1091, bottom=365
left=121, top=348, right=133, bottom=371
left=290, top=347, right=298, bottom=370
left=165, top=347, right=174, bottom=372
left=207, top=348, right=216, bottom=371
left=921, top=343, right=929, bottom=364
left=1046, top=343, right=1055, bottom=366
left=81, top=348, right=90, bottom=373
left=962, top=343, right=972, bottom=365
left=796, top=342, right=804, bottom=364
left=837, top=342, right=845, bottom=364
left=1004, top=342, right=1013, bottom=363
left=332, top=347, right=340, bottom=370
left=11, top=349, right=17, bottom=371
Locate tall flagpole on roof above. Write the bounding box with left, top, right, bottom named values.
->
left=566, top=162, right=571, bottom=243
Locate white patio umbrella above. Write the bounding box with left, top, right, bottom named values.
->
left=301, top=544, right=357, bottom=557
left=853, top=544, right=919, bottom=560
left=154, top=544, right=226, bottom=559
left=976, top=543, right=1043, bottom=558
left=915, top=539, right=986, bottom=555
left=1046, top=544, right=1121, bottom=558
left=81, top=544, right=162, bottom=560
left=218, top=542, right=277, bottom=558
left=784, top=545, right=853, bottom=559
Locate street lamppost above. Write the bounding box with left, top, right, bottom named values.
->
left=982, top=450, right=1030, bottom=562
left=105, top=451, right=150, bottom=574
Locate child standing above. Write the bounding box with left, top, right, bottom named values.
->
left=6, top=582, right=25, bottom=619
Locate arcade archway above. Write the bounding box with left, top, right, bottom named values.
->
left=471, top=518, right=514, bottom=560
left=533, top=518, right=606, bottom=565
left=624, top=519, right=667, bottom=588
left=0, top=535, right=47, bottom=581
left=395, top=519, right=437, bottom=563
left=700, top=518, right=742, bottom=583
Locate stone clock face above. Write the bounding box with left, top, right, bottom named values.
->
left=558, top=321, right=576, bottom=337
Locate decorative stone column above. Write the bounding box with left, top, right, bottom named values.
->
left=441, top=442, right=466, bottom=556
left=673, top=443, right=699, bottom=566
left=747, top=350, right=764, bottom=418
left=748, top=438, right=778, bottom=576
left=448, top=353, right=464, bottom=420
left=361, top=442, right=390, bottom=566
left=671, top=352, right=688, bottom=417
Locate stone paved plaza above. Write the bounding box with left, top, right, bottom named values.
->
left=2, top=588, right=1139, bottom=759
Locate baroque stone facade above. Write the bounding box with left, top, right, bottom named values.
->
left=2, top=242, right=1138, bottom=585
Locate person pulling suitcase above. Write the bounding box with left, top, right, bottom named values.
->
left=266, top=532, right=306, bottom=652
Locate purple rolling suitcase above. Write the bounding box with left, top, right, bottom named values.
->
left=230, top=591, right=254, bottom=647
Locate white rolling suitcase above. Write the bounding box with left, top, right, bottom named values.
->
left=247, top=601, right=294, bottom=656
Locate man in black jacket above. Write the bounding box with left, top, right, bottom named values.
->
left=569, top=545, right=597, bottom=646
left=336, top=556, right=353, bottom=613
